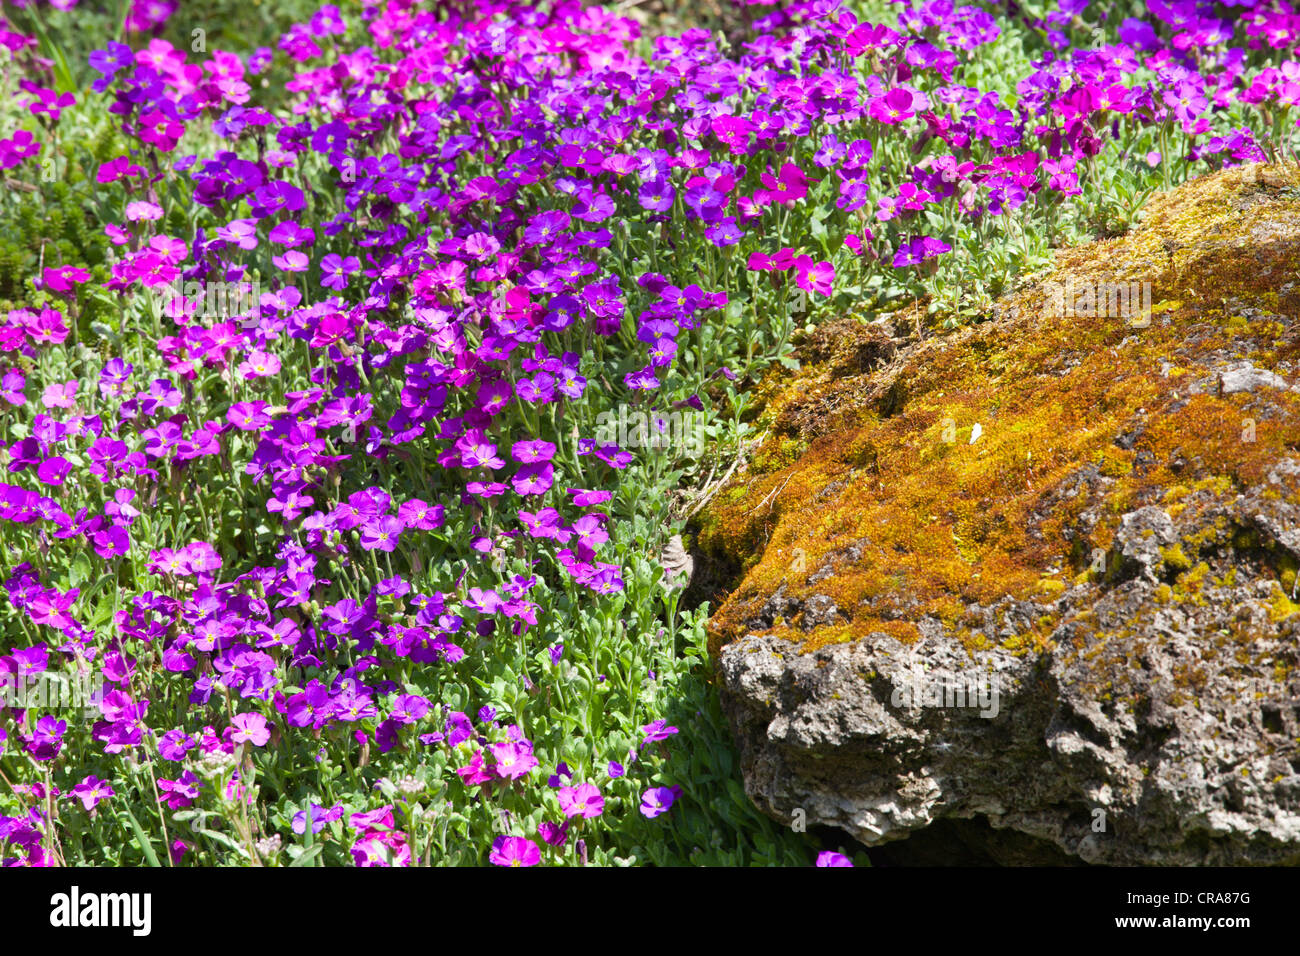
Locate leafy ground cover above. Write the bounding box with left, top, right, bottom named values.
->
left=0, top=0, right=1296, bottom=866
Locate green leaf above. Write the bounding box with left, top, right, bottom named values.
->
left=121, top=805, right=161, bottom=868
left=196, top=826, right=252, bottom=859
left=289, top=844, right=324, bottom=867
left=26, top=9, right=76, bottom=94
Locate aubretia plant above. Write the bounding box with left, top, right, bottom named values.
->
left=0, top=0, right=1296, bottom=868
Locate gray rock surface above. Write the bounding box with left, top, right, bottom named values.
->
left=717, top=474, right=1300, bottom=864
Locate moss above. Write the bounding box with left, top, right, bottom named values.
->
left=1267, top=585, right=1300, bottom=623
left=1160, top=544, right=1193, bottom=572
left=703, top=165, right=1300, bottom=664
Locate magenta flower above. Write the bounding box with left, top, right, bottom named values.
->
left=0, top=130, right=40, bottom=170
left=489, top=835, right=541, bottom=867
left=869, top=87, right=918, bottom=124
left=216, top=219, right=259, bottom=250
left=227, top=401, right=271, bottom=431
left=97, top=155, right=144, bottom=184
left=816, top=851, right=855, bottom=867
left=794, top=256, right=835, bottom=297
left=139, top=110, right=184, bottom=151
left=36, top=456, right=71, bottom=486
left=757, top=162, right=809, bottom=205
left=511, top=439, right=556, bottom=463
left=41, top=266, right=91, bottom=295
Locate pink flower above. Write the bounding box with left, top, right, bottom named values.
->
left=557, top=783, right=605, bottom=819
left=125, top=201, right=163, bottom=222
left=42, top=380, right=78, bottom=410
left=490, top=741, right=539, bottom=780
left=139, top=110, right=183, bottom=151
left=794, top=256, right=835, bottom=296
left=230, top=712, right=271, bottom=747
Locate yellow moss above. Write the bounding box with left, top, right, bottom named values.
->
left=1160, top=544, right=1193, bottom=572
left=1037, top=577, right=1067, bottom=598
left=702, top=165, right=1300, bottom=665
left=1267, top=585, right=1300, bottom=623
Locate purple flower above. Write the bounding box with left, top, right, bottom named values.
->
left=71, top=775, right=115, bottom=812
left=359, top=515, right=404, bottom=552
left=25, top=715, right=67, bottom=761
left=892, top=236, right=951, bottom=268
left=293, top=802, right=343, bottom=835
left=638, top=179, right=675, bottom=212
left=640, top=719, right=680, bottom=747
left=639, top=785, right=682, bottom=818
left=158, top=729, right=197, bottom=760
left=320, top=253, right=360, bottom=290
left=523, top=210, right=570, bottom=247
left=158, top=771, right=202, bottom=810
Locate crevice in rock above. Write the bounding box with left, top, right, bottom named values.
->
left=863, top=817, right=1087, bottom=867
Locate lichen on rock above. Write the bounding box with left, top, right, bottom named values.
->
left=700, top=165, right=1300, bottom=865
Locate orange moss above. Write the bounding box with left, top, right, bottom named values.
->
left=700, top=165, right=1300, bottom=660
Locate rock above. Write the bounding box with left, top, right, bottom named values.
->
left=696, top=165, right=1300, bottom=865
left=660, top=534, right=694, bottom=587
left=1111, top=506, right=1177, bottom=582
left=1218, top=360, right=1294, bottom=394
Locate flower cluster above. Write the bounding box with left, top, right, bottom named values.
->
left=0, top=0, right=1297, bottom=867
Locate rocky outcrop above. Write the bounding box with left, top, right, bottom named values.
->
left=698, top=165, right=1300, bottom=865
